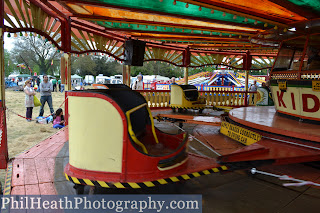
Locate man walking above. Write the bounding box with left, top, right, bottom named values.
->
left=39, top=75, right=54, bottom=117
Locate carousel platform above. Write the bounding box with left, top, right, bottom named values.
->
left=3, top=109, right=320, bottom=213
left=6, top=128, right=69, bottom=195
left=229, top=106, right=320, bottom=143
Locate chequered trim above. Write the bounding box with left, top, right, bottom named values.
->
left=65, top=165, right=228, bottom=189
left=3, top=162, right=12, bottom=195
left=171, top=106, right=205, bottom=109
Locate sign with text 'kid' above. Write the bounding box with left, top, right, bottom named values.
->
left=271, top=85, right=320, bottom=121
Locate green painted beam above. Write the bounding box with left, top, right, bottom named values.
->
left=81, top=0, right=268, bottom=28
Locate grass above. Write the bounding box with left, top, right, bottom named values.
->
left=0, top=89, right=67, bottom=186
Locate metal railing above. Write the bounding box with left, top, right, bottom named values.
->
left=138, top=90, right=171, bottom=108
left=138, top=90, right=258, bottom=109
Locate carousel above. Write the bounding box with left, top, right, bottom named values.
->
left=0, top=0, right=320, bottom=212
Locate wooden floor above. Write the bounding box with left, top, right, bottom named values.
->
left=9, top=128, right=68, bottom=195
left=4, top=109, right=320, bottom=212
left=229, top=106, right=320, bottom=142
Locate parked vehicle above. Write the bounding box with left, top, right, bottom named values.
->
left=110, top=79, right=122, bottom=84
left=84, top=75, right=95, bottom=85
left=96, top=74, right=111, bottom=84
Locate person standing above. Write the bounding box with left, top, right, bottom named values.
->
left=39, top=75, right=54, bottom=117
left=24, top=80, right=36, bottom=122
left=58, top=79, right=61, bottom=92
left=132, top=75, right=143, bottom=90
left=169, top=77, right=178, bottom=89
left=52, top=78, right=57, bottom=92
left=36, top=76, right=40, bottom=92
left=249, top=80, right=258, bottom=104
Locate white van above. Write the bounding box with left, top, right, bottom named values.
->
left=85, top=75, right=95, bottom=85
left=96, top=75, right=111, bottom=84
left=110, top=79, right=122, bottom=84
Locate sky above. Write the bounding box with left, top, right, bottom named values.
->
left=4, top=32, right=15, bottom=51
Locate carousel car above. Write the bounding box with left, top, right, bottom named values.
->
left=64, top=88, right=221, bottom=192
left=170, top=85, right=206, bottom=113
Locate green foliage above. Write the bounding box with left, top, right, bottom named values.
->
left=249, top=69, right=269, bottom=75
left=92, top=57, right=122, bottom=76
left=11, top=36, right=60, bottom=75
left=189, top=66, right=216, bottom=75
left=4, top=49, right=16, bottom=76
left=71, top=55, right=122, bottom=76
left=7, top=35, right=219, bottom=79
left=131, top=61, right=184, bottom=78
left=72, top=55, right=96, bottom=76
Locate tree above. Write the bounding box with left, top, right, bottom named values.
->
left=11, top=35, right=60, bottom=75
left=92, top=57, right=122, bottom=76
left=72, top=55, right=96, bottom=76
left=4, top=49, right=16, bottom=76
left=131, top=61, right=183, bottom=77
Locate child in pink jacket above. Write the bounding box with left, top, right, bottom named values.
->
left=53, top=108, right=65, bottom=129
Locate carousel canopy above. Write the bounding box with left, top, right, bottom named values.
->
left=51, top=0, right=320, bottom=49
left=3, top=0, right=320, bottom=69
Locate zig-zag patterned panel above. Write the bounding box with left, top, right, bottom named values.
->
left=4, top=0, right=62, bottom=48
left=144, top=47, right=184, bottom=66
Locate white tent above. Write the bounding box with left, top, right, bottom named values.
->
left=71, top=74, right=83, bottom=85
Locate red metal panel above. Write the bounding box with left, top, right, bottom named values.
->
left=0, top=104, right=8, bottom=169
left=0, top=0, right=8, bottom=169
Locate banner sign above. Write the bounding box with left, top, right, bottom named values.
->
left=220, top=121, right=262, bottom=145
left=0, top=195, right=202, bottom=213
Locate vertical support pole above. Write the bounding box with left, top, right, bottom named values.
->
left=184, top=67, right=188, bottom=85
left=122, top=65, right=126, bottom=86
left=127, top=65, right=131, bottom=86
left=122, top=65, right=131, bottom=86
left=244, top=70, right=249, bottom=106
left=243, top=51, right=251, bottom=107
left=183, top=47, right=190, bottom=86
left=65, top=53, right=71, bottom=91
left=60, top=56, right=65, bottom=84
left=0, top=0, right=8, bottom=168
left=60, top=18, right=71, bottom=124
left=61, top=17, right=71, bottom=91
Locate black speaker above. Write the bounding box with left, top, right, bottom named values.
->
left=124, top=40, right=146, bottom=66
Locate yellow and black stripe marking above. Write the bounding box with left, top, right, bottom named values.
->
left=65, top=165, right=228, bottom=189
left=171, top=106, right=205, bottom=110
left=3, top=162, right=13, bottom=195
